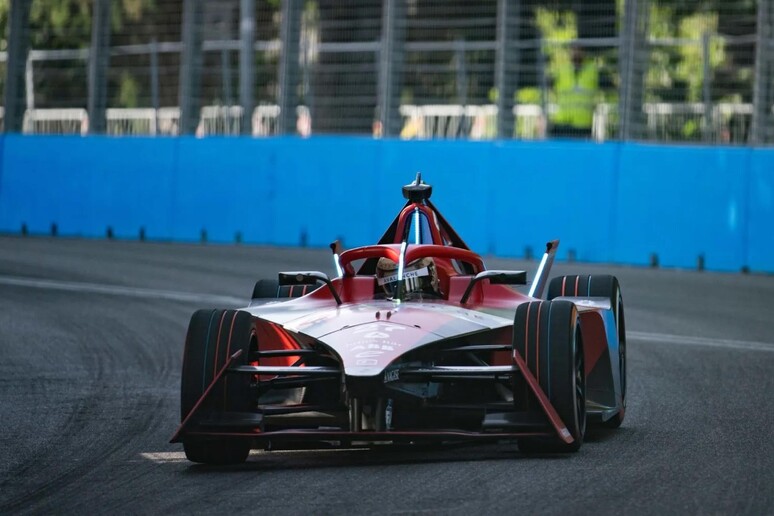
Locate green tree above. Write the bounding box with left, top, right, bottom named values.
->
left=0, top=0, right=155, bottom=108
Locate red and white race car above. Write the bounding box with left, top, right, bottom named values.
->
left=172, top=174, right=627, bottom=464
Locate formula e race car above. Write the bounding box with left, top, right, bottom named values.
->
left=171, top=174, right=627, bottom=464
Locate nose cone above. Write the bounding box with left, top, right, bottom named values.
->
left=320, top=322, right=440, bottom=377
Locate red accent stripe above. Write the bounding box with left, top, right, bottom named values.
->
left=212, top=310, right=228, bottom=377
left=535, top=302, right=542, bottom=383
left=524, top=302, right=532, bottom=405
left=512, top=349, right=574, bottom=444
left=170, top=349, right=244, bottom=443
left=574, top=276, right=580, bottom=296
left=223, top=311, right=238, bottom=407
left=273, top=324, right=299, bottom=350
left=524, top=302, right=532, bottom=367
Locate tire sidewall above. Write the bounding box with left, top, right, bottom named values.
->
left=513, top=300, right=585, bottom=450
left=181, top=309, right=254, bottom=421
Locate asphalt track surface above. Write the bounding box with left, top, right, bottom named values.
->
left=1, top=236, right=773, bottom=515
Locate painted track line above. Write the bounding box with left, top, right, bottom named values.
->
left=3, top=274, right=772, bottom=353
left=629, top=331, right=774, bottom=353
left=0, top=275, right=245, bottom=306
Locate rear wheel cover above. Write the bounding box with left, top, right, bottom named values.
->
left=548, top=275, right=627, bottom=428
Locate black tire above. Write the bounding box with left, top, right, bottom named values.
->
left=513, top=300, right=586, bottom=453
left=251, top=278, right=318, bottom=300
left=182, top=439, right=252, bottom=466
left=547, top=275, right=626, bottom=428
left=180, top=309, right=255, bottom=464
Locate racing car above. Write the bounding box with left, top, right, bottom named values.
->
left=171, top=174, right=627, bottom=464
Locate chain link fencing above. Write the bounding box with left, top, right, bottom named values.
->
left=1, top=0, right=773, bottom=144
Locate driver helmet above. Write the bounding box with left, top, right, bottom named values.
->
left=376, top=256, right=441, bottom=298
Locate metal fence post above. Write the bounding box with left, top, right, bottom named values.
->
left=3, top=0, right=32, bottom=133
left=150, top=38, right=160, bottom=135
left=767, top=6, right=773, bottom=145
left=619, top=0, right=636, bottom=140
left=495, top=0, right=519, bottom=139
left=278, top=0, right=301, bottom=135
left=538, top=38, right=549, bottom=136
left=454, top=39, right=468, bottom=107
left=88, top=0, right=112, bottom=135
left=25, top=53, right=35, bottom=111
left=179, top=0, right=205, bottom=135
left=239, top=0, right=255, bottom=135
left=301, top=32, right=314, bottom=126
left=378, top=0, right=405, bottom=137
left=222, top=49, right=233, bottom=107
left=701, top=31, right=713, bottom=142
left=752, top=0, right=772, bottom=145
left=454, top=39, right=468, bottom=137
left=619, top=0, right=647, bottom=141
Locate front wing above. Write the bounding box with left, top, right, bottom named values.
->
left=170, top=341, right=576, bottom=447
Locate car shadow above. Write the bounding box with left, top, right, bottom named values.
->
left=179, top=440, right=574, bottom=474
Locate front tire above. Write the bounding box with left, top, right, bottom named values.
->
left=183, top=439, right=251, bottom=465
left=180, top=309, right=254, bottom=464
left=513, top=300, right=586, bottom=453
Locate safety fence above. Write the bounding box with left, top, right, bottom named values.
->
left=14, top=105, right=295, bottom=137
left=2, top=0, right=773, bottom=145
left=4, top=101, right=762, bottom=144
left=1, top=135, right=772, bottom=273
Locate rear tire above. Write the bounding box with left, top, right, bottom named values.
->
left=180, top=309, right=254, bottom=464
left=548, top=275, right=626, bottom=428
left=251, top=278, right=318, bottom=300
left=513, top=300, right=586, bottom=453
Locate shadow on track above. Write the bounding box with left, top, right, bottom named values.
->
left=172, top=441, right=580, bottom=475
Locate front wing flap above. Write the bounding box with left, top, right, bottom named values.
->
left=171, top=342, right=575, bottom=446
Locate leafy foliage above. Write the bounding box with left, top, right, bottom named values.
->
left=0, top=0, right=155, bottom=107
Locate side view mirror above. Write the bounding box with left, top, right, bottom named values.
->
left=278, top=271, right=342, bottom=305
left=460, top=270, right=527, bottom=304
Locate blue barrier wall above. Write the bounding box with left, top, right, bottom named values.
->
left=1, top=134, right=772, bottom=272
